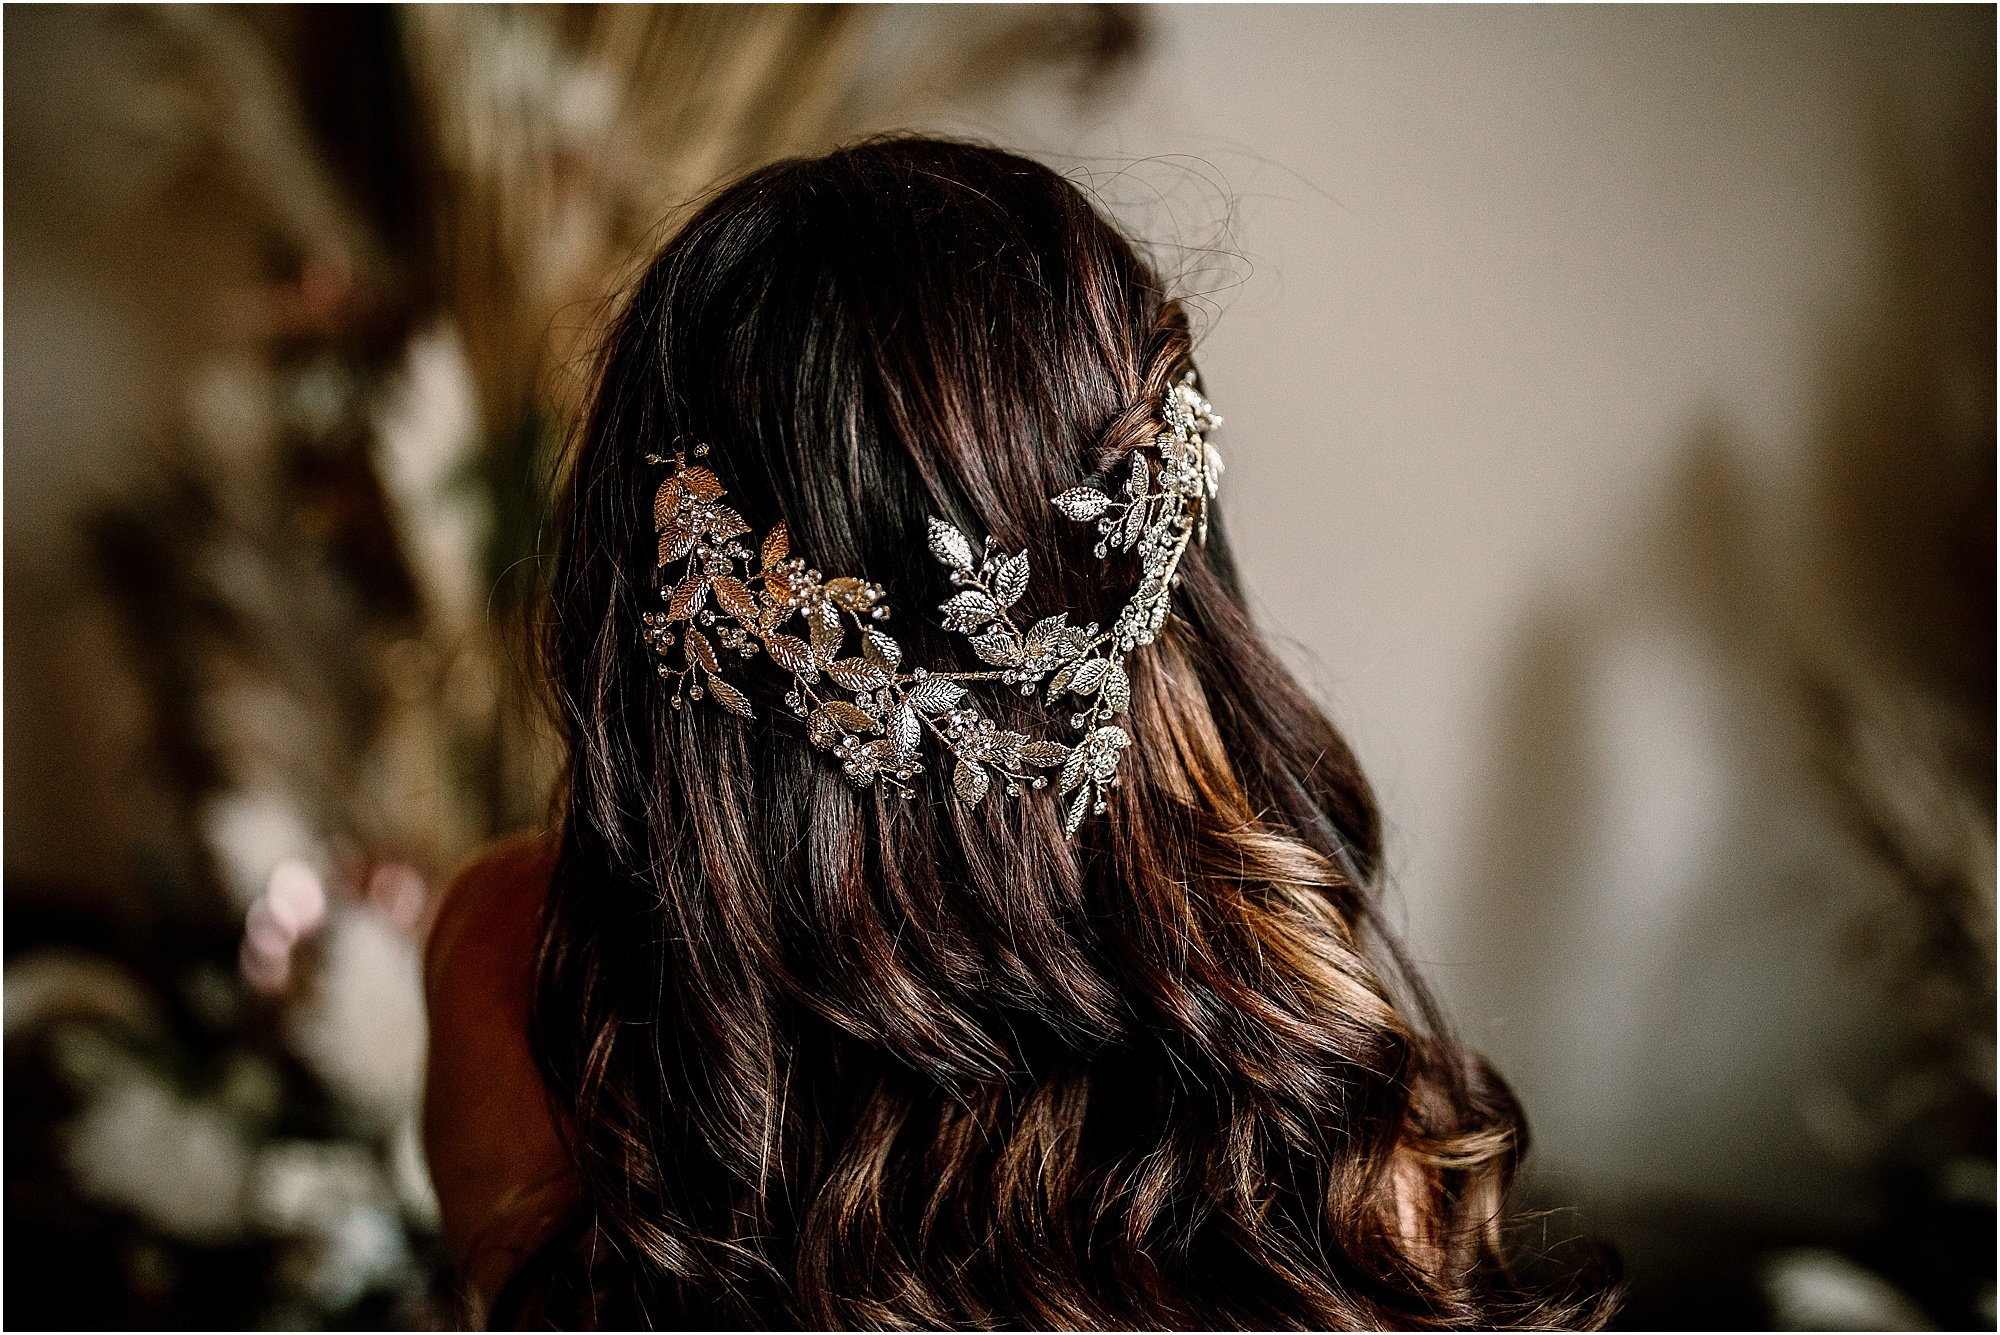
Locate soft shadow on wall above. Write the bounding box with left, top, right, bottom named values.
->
left=1459, top=69, right=1994, bottom=1333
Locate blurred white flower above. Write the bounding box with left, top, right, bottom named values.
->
left=64, top=1072, right=250, bottom=1243
left=286, top=905, right=426, bottom=1130
left=249, top=1139, right=386, bottom=1232
left=302, top=1203, right=412, bottom=1310
left=251, top=1140, right=412, bottom=1308
left=202, top=790, right=324, bottom=908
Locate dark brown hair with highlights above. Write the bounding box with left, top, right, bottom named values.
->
left=520, top=136, right=1613, bottom=1328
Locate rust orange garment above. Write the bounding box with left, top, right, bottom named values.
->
left=424, top=833, right=578, bottom=1325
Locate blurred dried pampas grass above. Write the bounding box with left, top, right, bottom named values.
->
left=7, top=6, right=1145, bottom=1325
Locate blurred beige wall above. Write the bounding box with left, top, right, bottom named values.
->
left=929, top=4, right=1991, bottom=1230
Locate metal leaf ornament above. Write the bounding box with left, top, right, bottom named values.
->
left=638, top=374, right=1221, bottom=835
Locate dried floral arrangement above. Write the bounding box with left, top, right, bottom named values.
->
left=9, top=5, right=1150, bottom=1327
left=641, top=376, right=1222, bottom=835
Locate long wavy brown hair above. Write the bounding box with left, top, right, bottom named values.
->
left=516, top=136, right=1613, bottom=1328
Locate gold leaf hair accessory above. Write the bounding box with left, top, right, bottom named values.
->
left=640, top=373, right=1222, bottom=836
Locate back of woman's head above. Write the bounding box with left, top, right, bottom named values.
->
left=527, top=136, right=1610, bottom=1328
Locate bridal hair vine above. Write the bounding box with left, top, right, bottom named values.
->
left=639, top=373, right=1222, bottom=836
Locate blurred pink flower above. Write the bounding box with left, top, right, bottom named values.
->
left=239, top=860, right=327, bottom=994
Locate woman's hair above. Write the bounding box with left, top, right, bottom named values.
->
left=520, top=136, right=1612, bottom=1328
